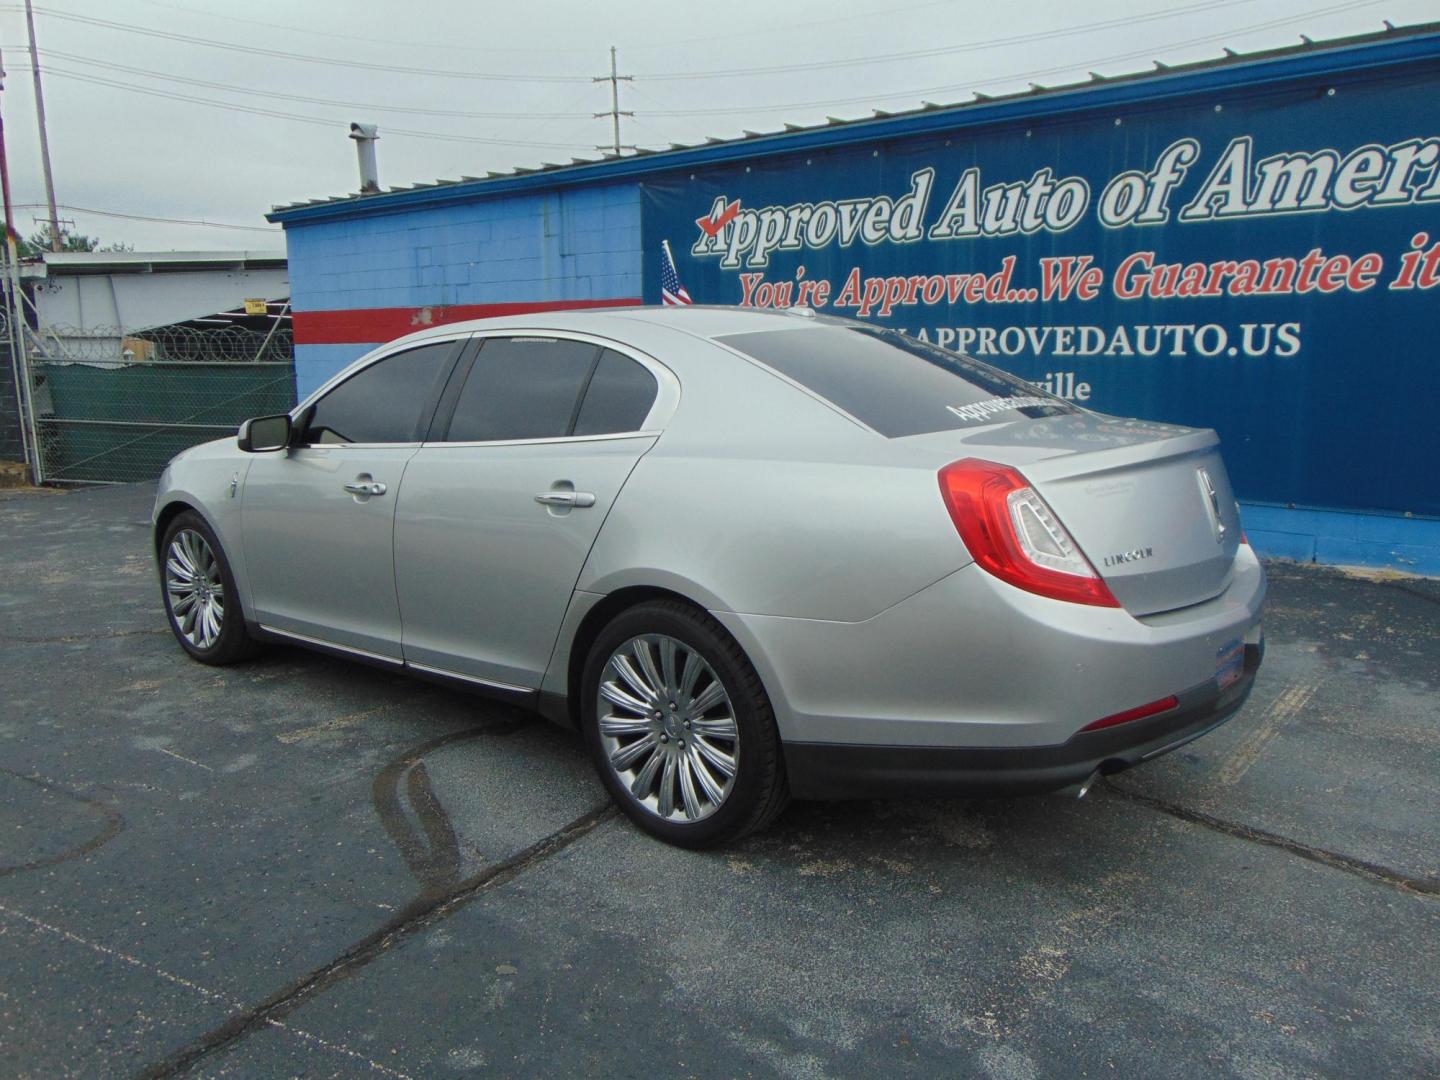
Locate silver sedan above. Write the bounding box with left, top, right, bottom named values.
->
left=154, top=306, right=1264, bottom=846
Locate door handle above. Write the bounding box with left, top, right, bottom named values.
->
left=344, top=480, right=387, bottom=497
left=535, top=490, right=595, bottom=508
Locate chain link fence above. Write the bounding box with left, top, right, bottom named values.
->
left=24, top=323, right=297, bottom=484
left=0, top=311, right=25, bottom=464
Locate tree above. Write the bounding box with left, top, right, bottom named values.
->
left=15, top=226, right=132, bottom=257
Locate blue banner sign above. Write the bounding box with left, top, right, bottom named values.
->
left=641, top=60, right=1440, bottom=518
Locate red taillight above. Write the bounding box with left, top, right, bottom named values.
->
left=937, top=458, right=1120, bottom=607
left=1081, top=695, right=1179, bottom=732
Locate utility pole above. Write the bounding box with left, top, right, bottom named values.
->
left=0, top=48, right=18, bottom=253
left=23, top=0, right=61, bottom=251
left=592, top=46, right=633, bottom=157
left=0, top=45, right=34, bottom=475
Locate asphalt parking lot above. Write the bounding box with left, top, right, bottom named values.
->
left=1, top=483, right=1436, bottom=1079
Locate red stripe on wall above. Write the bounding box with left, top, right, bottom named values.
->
left=292, top=298, right=643, bottom=345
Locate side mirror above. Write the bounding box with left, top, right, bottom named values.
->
left=237, top=413, right=292, bottom=453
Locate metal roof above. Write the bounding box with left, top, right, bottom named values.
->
left=28, top=250, right=287, bottom=276
left=267, top=19, right=1440, bottom=227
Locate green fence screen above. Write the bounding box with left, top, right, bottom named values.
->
left=31, top=361, right=297, bottom=483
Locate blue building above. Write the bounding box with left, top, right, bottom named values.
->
left=268, top=23, right=1440, bottom=573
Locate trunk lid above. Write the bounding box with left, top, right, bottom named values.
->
left=912, top=412, right=1243, bottom=616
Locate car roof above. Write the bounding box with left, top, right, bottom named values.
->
left=611, top=304, right=842, bottom=333
left=387, top=304, right=850, bottom=348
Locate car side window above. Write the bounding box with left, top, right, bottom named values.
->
left=573, top=349, right=658, bottom=436
left=300, top=342, right=456, bottom=445
left=444, top=337, right=600, bottom=442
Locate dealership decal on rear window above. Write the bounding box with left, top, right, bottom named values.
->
left=946, top=396, right=1057, bottom=423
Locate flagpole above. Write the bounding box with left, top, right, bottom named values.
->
left=659, top=238, right=693, bottom=305
left=661, top=239, right=672, bottom=305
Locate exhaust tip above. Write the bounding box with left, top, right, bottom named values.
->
left=1075, top=768, right=1103, bottom=800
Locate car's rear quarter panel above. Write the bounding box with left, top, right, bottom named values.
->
left=573, top=319, right=977, bottom=622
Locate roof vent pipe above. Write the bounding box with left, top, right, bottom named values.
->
left=349, top=122, right=380, bottom=195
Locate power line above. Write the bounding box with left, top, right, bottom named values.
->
left=114, top=0, right=977, bottom=56
left=15, top=66, right=596, bottom=150
left=11, top=201, right=278, bottom=232
left=26, top=0, right=1312, bottom=89
left=637, top=0, right=1264, bottom=79
left=1, top=0, right=1394, bottom=165
left=628, top=0, right=1387, bottom=117
left=630, top=0, right=981, bottom=49
left=0, top=6, right=596, bottom=82
left=34, top=48, right=599, bottom=120
left=129, top=0, right=607, bottom=56
left=11, top=2, right=1388, bottom=152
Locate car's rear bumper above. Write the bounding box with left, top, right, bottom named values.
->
left=715, top=545, right=1267, bottom=752
left=783, top=641, right=1262, bottom=800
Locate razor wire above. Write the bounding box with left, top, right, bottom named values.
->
left=36, top=322, right=293, bottom=364
left=22, top=322, right=297, bottom=484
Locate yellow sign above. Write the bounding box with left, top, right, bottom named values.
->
left=243, top=298, right=268, bottom=315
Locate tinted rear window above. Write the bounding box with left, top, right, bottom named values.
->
left=717, top=325, right=1076, bottom=438
left=573, top=349, right=658, bottom=436
left=446, top=337, right=599, bottom=442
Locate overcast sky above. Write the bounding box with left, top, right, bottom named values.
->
left=0, top=0, right=1432, bottom=251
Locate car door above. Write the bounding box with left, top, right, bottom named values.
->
left=394, top=334, right=668, bottom=690
left=242, top=338, right=464, bottom=659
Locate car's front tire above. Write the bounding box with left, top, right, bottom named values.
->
left=158, top=510, right=259, bottom=666
left=581, top=599, right=789, bottom=848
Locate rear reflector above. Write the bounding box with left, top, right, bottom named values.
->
left=1081, top=695, right=1179, bottom=732
left=937, top=458, right=1120, bottom=607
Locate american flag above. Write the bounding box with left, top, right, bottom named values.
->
left=660, top=240, right=693, bottom=305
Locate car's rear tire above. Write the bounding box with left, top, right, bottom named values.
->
left=159, top=510, right=259, bottom=666
left=581, top=599, right=789, bottom=848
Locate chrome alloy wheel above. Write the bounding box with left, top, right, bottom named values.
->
left=164, top=529, right=225, bottom=650
left=596, top=634, right=739, bottom=823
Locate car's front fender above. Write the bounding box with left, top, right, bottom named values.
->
left=153, top=439, right=256, bottom=617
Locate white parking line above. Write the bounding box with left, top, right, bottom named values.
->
left=154, top=746, right=213, bottom=771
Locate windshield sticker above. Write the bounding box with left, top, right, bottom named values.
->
left=946, top=396, right=1058, bottom=423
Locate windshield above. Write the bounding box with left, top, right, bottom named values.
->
left=717, top=325, right=1077, bottom=438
